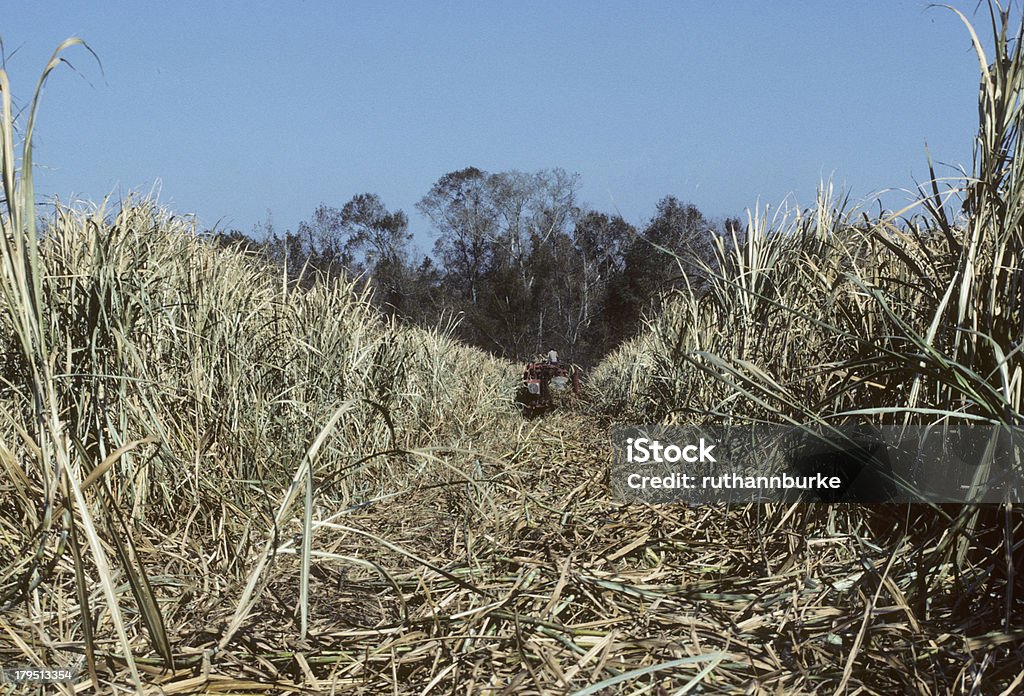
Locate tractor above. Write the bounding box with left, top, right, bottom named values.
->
left=515, top=358, right=580, bottom=416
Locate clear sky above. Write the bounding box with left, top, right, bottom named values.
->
left=4, top=1, right=988, bottom=253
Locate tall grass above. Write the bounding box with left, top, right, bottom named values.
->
left=2, top=194, right=519, bottom=685
left=589, top=2, right=1024, bottom=644
left=591, top=5, right=1022, bottom=431
left=1, top=39, right=152, bottom=690
left=2, top=77, right=517, bottom=687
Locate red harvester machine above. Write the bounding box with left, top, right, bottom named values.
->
left=516, top=360, right=580, bottom=415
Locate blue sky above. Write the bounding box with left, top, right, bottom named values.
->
left=5, top=2, right=985, bottom=253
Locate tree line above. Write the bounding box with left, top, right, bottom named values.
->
left=211, top=166, right=740, bottom=367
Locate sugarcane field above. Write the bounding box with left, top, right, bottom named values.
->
left=2, top=3, right=1024, bottom=694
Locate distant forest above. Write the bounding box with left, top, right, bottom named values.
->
left=210, top=166, right=741, bottom=367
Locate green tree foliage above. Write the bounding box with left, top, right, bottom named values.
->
left=418, top=167, right=584, bottom=360
left=560, top=211, right=636, bottom=361
left=606, top=196, right=722, bottom=344
left=215, top=195, right=421, bottom=316
left=417, top=168, right=727, bottom=365
left=417, top=167, right=495, bottom=306
left=335, top=193, right=411, bottom=272
left=207, top=174, right=728, bottom=367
